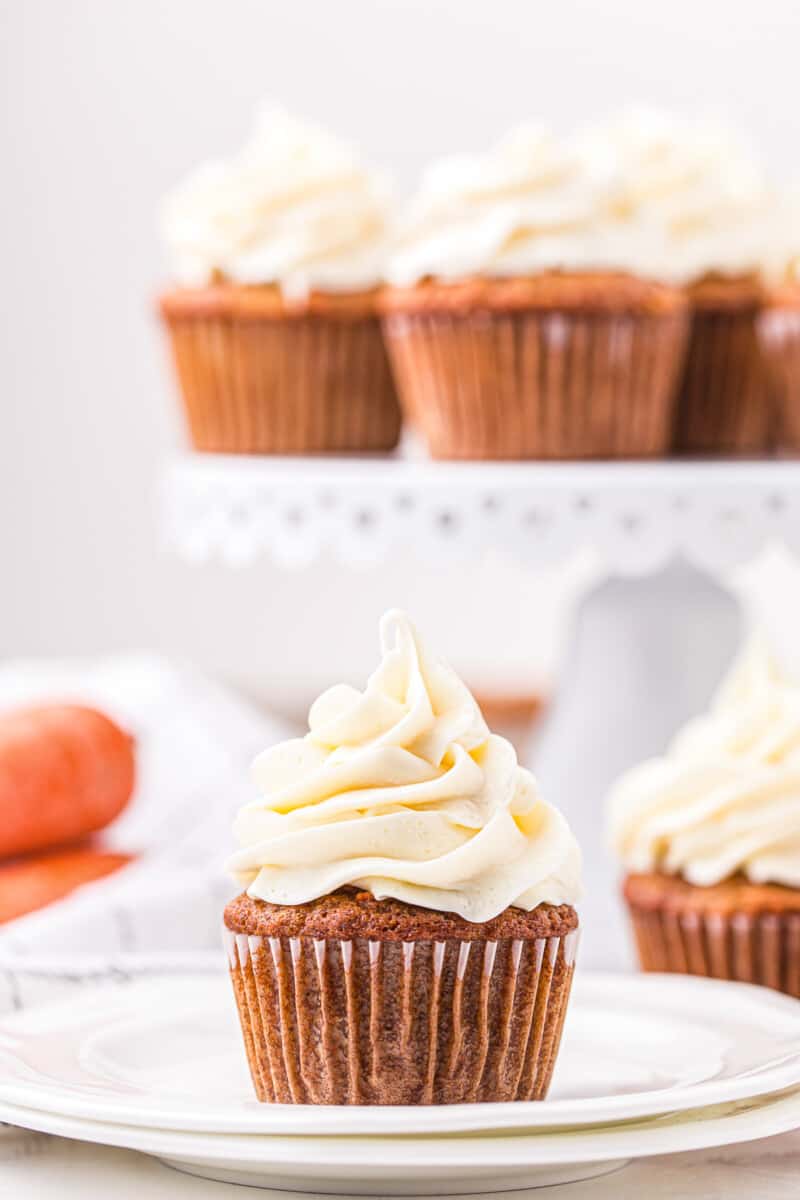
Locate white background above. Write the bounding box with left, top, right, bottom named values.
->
left=3, top=0, right=800, bottom=714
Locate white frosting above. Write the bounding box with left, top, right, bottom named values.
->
left=763, top=186, right=800, bottom=286
left=161, top=107, right=391, bottom=297
left=608, top=638, right=800, bottom=888
left=386, top=123, right=661, bottom=287
left=577, top=108, right=773, bottom=284
left=228, top=610, right=581, bottom=922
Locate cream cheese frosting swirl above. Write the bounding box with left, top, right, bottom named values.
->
left=577, top=107, right=773, bottom=284
left=228, top=610, right=581, bottom=922
left=161, top=106, right=391, bottom=298
left=608, top=638, right=800, bottom=888
left=386, top=123, right=656, bottom=286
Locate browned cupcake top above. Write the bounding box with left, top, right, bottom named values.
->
left=379, top=272, right=688, bottom=317
left=225, top=889, right=579, bottom=942
left=159, top=282, right=383, bottom=322
left=764, top=281, right=800, bottom=311
left=623, top=871, right=800, bottom=917
left=685, top=272, right=766, bottom=311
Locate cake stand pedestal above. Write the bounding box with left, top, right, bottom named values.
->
left=160, top=454, right=800, bottom=967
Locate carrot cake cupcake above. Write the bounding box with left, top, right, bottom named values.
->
left=381, top=124, right=688, bottom=460
left=580, top=108, right=775, bottom=455
left=158, top=107, right=401, bottom=454
left=608, top=637, right=800, bottom=996
left=224, top=610, right=582, bottom=1103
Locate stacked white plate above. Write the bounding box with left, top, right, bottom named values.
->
left=1, top=964, right=800, bottom=1195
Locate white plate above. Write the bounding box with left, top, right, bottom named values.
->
left=2, top=1087, right=800, bottom=1194
left=1, top=969, right=799, bottom=1135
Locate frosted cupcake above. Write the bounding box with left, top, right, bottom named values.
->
left=224, top=610, right=581, bottom=1104
left=608, top=638, right=800, bottom=997
left=580, top=109, right=774, bottom=456
left=381, top=125, right=689, bottom=460
left=159, top=107, right=401, bottom=454
left=759, top=191, right=800, bottom=454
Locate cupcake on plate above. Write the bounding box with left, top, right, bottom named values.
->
left=759, top=191, right=800, bottom=454
left=224, top=610, right=581, bottom=1104
left=381, top=124, right=689, bottom=460
left=158, top=106, right=401, bottom=454
left=580, top=109, right=775, bottom=456
left=608, top=637, right=800, bottom=997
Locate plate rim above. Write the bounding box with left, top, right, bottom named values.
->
left=2, top=968, right=800, bottom=1136
left=1, top=1085, right=800, bottom=1172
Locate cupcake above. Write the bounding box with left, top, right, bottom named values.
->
left=608, top=638, right=800, bottom=997
left=759, top=193, right=800, bottom=454
left=224, top=610, right=581, bottom=1104
left=381, top=125, right=689, bottom=460
left=158, top=107, right=401, bottom=454
left=581, top=109, right=775, bottom=456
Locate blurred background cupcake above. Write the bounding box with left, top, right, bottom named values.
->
left=381, top=124, right=689, bottom=461
left=159, top=106, right=401, bottom=455
left=580, top=109, right=775, bottom=457
left=607, top=638, right=800, bottom=997
left=759, top=189, right=800, bottom=455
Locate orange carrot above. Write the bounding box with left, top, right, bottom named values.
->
left=0, top=842, right=133, bottom=923
left=0, top=705, right=136, bottom=858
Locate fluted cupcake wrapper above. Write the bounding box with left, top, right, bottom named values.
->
left=162, top=310, right=401, bottom=454
left=224, top=927, right=579, bottom=1105
left=758, top=308, right=800, bottom=454
left=675, top=307, right=773, bottom=455
left=381, top=309, right=688, bottom=460
left=627, top=904, right=800, bottom=998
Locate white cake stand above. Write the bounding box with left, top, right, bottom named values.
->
left=160, top=452, right=800, bottom=967
left=161, top=454, right=800, bottom=572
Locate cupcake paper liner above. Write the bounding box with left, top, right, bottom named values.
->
left=224, top=927, right=579, bottom=1104
left=674, top=307, right=773, bottom=455
left=381, top=309, right=688, bottom=460
left=758, top=307, right=800, bottom=454
left=627, top=903, right=800, bottom=998
left=161, top=305, right=401, bottom=454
